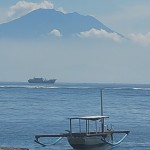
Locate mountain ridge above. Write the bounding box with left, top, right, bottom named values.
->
left=0, top=8, right=115, bottom=39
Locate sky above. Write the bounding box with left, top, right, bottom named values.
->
left=0, top=0, right=150, bottom=83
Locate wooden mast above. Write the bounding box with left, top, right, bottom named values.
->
left=101, top=90, right=104, bottom=132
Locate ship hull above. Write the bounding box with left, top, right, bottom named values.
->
left=28, top=78, right=56, bottom=84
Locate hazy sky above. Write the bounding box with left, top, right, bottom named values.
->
left=0, top=0, right=150, bottom=83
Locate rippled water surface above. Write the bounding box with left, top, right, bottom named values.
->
left=0, top=82, right=150, bottom=150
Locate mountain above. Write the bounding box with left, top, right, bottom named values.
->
left=0, top=9, right=114, bottom=38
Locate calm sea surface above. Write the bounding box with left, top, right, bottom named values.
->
left=0, top=82, right=150, bottom=150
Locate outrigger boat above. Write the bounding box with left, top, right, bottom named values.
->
left=34, top=90, right=130, bottom=149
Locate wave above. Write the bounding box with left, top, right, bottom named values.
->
left=0, top=85, right=60, bottom=89
left=101, top=87, right=150, bottom=91
left=0, top=86, right=98, bottom=90
left=132, top=87, right=150, bottom=91
left=0, top=83, right=150, bottom=91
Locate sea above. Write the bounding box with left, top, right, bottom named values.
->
left=0, top=82, right=150, bottom=150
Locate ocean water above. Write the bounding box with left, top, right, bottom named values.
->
left=0, top=82, right=150, bottom=150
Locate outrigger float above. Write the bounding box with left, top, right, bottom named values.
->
left=34, top=90, right=130, bottom=149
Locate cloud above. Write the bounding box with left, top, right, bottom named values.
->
left=7, top=0, right=54, bottom=19
left=57, top=7, right=66, bottom=14
left=78, top=28, right=121, bottom=41
left=128, top=32, right=150, bottom=46
left=50, top=29, right=62, bottom=37
left=103, top=4, right=150, bottom=35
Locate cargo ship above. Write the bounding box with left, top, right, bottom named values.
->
left=28, top=78, right=56, bottom=84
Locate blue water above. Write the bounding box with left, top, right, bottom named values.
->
left=0, top=82, right=150, bottom=150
